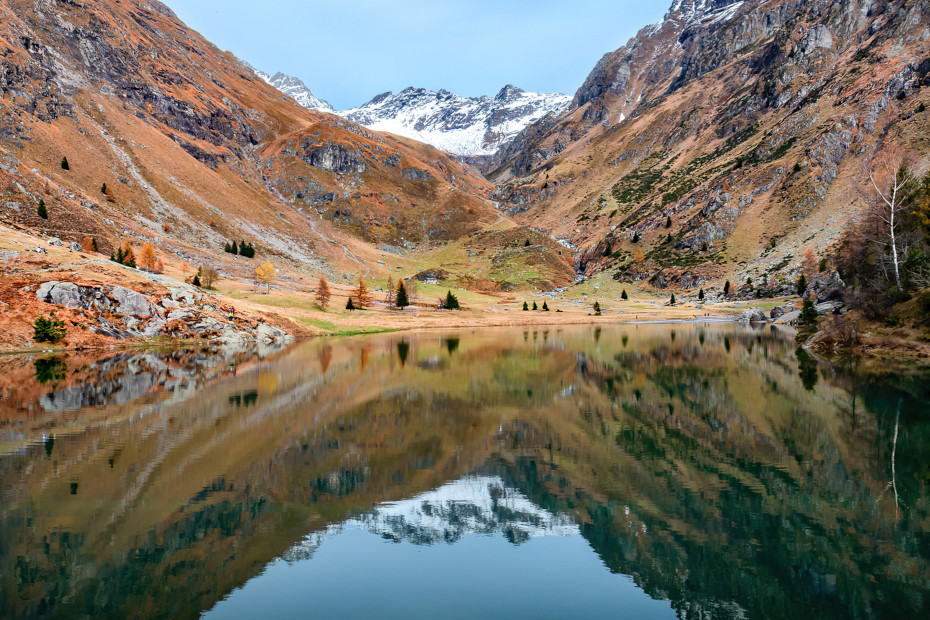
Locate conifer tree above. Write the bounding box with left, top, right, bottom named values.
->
left=315, top=276, right=331, bottom=310
left=396, top=280, right=409, bottom=309
left=346, top=297, right=356, bottom=310
left=670, top=293, right=676, bottom=305
left=523, top=301, right=529, bottom=311
left=724, top=280, right=731, bottom=296
left=37, top=199, right=48, bottom=219
left=445, top=290, right=460, bottom=310
left=632, top=232, right=640, bottom=243
left=532, top=301, right=538, bottom=310
left=593, top=301, right=602, bottom=316
left=796, top=273, right=808, bottom=297
left=698, top=288, right=705, bottom=301
left=665, top=215, right=672, bottom=228
left=92, top=238, right=98, bottom=252
left=101, top=183, right=107, bottom=195
left=542, top=302, right=549, bottom=311
left=192, top=274, right=201, bottom=287
left=800, top=298, right=819, bottom=326
left=60, top=156, right=69, bottom=170
left=621, top=289, right=628, bottom=300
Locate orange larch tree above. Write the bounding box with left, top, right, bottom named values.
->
left=139, top=242, right=158, bottom=272
left=353, top=275, right=372, bottom=309
left=315, top=276, right=331, bottom=310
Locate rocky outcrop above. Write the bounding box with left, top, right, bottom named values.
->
left=35, top=281, right=293, bottom=347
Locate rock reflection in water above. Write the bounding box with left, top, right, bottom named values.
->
left=0, top=325, right=927, bottom=619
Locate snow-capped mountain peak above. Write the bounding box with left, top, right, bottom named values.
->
left=339, top=86, right=571, bottom=157
left=253, top=69, right=335, bottom=113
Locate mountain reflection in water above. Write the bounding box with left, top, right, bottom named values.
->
left=0, top=325, right=927, bottom=619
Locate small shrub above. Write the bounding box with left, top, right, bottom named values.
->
left=918, top=102, right=926, bottom=113
left=631, top=232, right=640, bottom=243
left=162, top=221, right=171, bottom=233
left=34, top=313, right=67, bottom=343
left=793, top=162, right=802, bottom=173
left=524, top=239, right=531, bottom=247
left=884, top=315, right=901, bottom=327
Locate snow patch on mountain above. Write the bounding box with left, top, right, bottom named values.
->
left=667, top=0, right=744, bottom=24
left=254, top=69, right=335, bottom=113
left=340, top=86, right=571, bottom=157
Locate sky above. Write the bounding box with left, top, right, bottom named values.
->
left=163, top=1, right=669, bottom=110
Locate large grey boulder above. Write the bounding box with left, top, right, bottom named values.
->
left=36, top=281, right=84, bottom=309
left=37, top=281, right=113, bottom=312
left=770, top=306, right=789, bottom=319
left=168, top=286, right=197, bottom=306
left=738, top=308, right=767, bottom=324
left=142, top=319, right=166, bottom=338
left=111, top=286, right=154, bottom=316
left=256, top=323, right=292, bottom=344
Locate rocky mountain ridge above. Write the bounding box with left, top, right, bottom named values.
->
left=253, top=68, right=336, bottom=113
left=249, top=70, right=572, bottom=161
left=491, top=0, right=930, bottom=291
left=339, top=85, right=571, bottom=159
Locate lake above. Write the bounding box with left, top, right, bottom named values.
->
left=1, top=324, right=928, bottom=619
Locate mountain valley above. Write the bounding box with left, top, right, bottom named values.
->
left=0, top=0, right=928, bottom=353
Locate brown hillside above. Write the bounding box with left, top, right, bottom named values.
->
left=0, top=0, right=498, bottom=278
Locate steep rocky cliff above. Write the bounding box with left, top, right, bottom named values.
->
left=493, top=0, right=930, bottom=289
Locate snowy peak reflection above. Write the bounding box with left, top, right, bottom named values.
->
left=352, top=475, right=577, bottom=545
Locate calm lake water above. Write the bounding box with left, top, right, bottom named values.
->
left=1, top=325, right=928, bottom=619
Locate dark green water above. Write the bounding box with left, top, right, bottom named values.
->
left=0, top=324, right=928, bottom=619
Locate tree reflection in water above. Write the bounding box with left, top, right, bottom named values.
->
left=0, top=325, right=927, bottom=619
